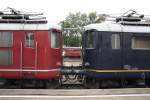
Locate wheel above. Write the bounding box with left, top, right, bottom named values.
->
left=84, top=77, right=99, bottom=89
left=44, top=79, right=60, bottom=89
left=0, top=79, right=7, bottom=88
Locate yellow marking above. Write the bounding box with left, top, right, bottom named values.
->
left=88, top=69, right=150, bottom=73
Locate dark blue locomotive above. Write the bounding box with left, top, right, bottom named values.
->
left=82, top=11, right=150, bottom=88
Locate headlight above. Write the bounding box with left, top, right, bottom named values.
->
left=56, top=62, right=61, bottom=66
left=85, top=62, right=90, bottom=66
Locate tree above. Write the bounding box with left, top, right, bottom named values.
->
left=61, top=12, right=105, bottom=47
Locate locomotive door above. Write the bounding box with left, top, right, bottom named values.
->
left=123, top=33, right=133, bottom=70
left=101, top=32, right=122, bottom=70
left=50, top=30, right=62, bottom=67
left=22, top=32, right=36, bottom=70
left=83, top=31, right=100, bottom=69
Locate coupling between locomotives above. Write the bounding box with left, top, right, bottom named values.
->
left=60, top=66, right=85, bottom=75
left=60, top=66, right=86, bottom=84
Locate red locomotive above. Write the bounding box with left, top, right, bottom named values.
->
left=0, top=8, right=62, bottom=88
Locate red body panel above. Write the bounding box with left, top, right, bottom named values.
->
left=63, top=47, right=81, bottom=57
left=0, top=30, right=62, bottom=80
left=65, top=52, right=81, bottom=57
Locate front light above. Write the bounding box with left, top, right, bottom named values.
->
left=85, top=62, right=90, bottom=66
left=56, top=62, right=61, bottom=66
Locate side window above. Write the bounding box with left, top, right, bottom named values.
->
left=111, top=34, right=120, bottom=49
left=0, top=50, right=13, bottom=65
left=25, top=32, right=34, bottom=48
left=50, top=31, right=60, bottom=48
left=132, top=36, right=150, bottom=49
left=86, top=32, right=96, bottom=48
left=0, top=32, right=13, bottom=47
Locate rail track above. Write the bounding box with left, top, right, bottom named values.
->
left=0, top=74, right=149, bottom=89
left=0, top=80, right=150, bottom=89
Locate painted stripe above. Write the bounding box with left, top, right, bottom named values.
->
left=1, top=69, right=150, bottom=73
left=88, top=69, right=150, bottom=73
left=0, top=69, right=59, bottom=72
left=0, top=94, right=150, bottom=98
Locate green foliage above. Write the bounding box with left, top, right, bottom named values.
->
left=61, top=12, right=105, bottom=47
left=64, top=35, right=81, bottom=47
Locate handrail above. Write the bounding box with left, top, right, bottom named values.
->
left=20, top=42, right=23, bottom=78
left=20, top=42, right=23, bottom=70
left=35, top=41, right=38, bottom=70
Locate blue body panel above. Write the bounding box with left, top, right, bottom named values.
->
left=83, top=30, right=150, bottom=80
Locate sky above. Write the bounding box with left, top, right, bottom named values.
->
left=0, top=0, right=150, bottom=24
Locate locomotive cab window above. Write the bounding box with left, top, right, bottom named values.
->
left=86, top=32, right=96, bottom=48
left=50, top=31, right=60, bottom=48
left=25, top=32, right=34, bottom=48
left=132, top=36, right=150, bottom=49
left=0, top=50, right=12, bottom=65
left=0, top=32, right=13, bottom=47
left=111, top=34, right=120, bottom=49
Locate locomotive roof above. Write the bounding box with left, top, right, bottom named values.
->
left=0, top=23, right=61, bottom=30
left=84, top=21, right=150, bottom=33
